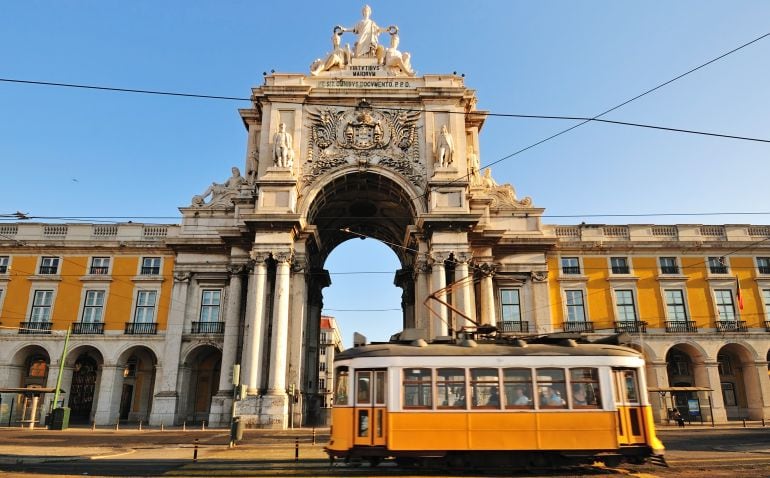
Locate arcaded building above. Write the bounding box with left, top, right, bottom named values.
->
left=1, top=7, right=769, bottom=428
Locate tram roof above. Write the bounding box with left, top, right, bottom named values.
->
left=336, top=341, right=641, bottom=360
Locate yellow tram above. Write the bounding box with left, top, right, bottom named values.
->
left=326, top=334, right=666, bottom=469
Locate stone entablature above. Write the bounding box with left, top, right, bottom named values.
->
left=3, top=223, right=180, bottom=242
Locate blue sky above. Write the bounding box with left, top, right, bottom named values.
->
left=1, top=1, right=769, bottom=344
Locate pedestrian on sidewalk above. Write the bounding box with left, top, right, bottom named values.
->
left=673, top=409, right=685, bottom=428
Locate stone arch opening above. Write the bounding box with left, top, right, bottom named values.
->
left=116, top=346, right=157, bottom=422
left=717, top=343, right=759, bottom=420
left=664, top=343, right=707, bottom=416
left=65, top=346, right=104, bottom=424
left=180, top=344, right=221, bottom=424
left=10, top=345, right=51, bottom=389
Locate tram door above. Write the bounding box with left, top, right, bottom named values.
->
left=612, top=368, right=646, bottom=445
left=353, top=369, right=387, bottom=447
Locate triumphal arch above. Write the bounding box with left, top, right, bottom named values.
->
left=160, top=6, right=549, bottom=428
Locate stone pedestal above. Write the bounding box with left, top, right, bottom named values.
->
left=150, top=392, right=178, bottom=427
left=209, top=391, right=233, bottom=428
left=236, top=393, right=289, bottom=429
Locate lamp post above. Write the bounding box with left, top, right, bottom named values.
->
left=52, top=324, right=72, bottom=410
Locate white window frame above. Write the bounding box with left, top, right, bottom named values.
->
left=0, top=255, right=9, bottom=274
left=613, top=289, right=638, bottom=322
left=609, top=256, right=631, bottom=275
left=659, top=256, right=680, bottom=275
left=499, top=288, right=522, bottom=324
left=707, top=256, right=729, bottom=275
left=39, top=256, right=60, bottom=275
left=560, top=257, right=581, bottom=275
left=564, top=289, right=587, bottom=323
left=713, top=289, right=737, bottom=322
left=29, top=289, right=55, bottom=323
left=140, top=257, right=162, bottom=276
left=763, top=289, right=770, bottom=323
left=199, top=289, right=222, bottom=322
left=80, top=289, right=106, bottom=323
left=757, top=257, right=770, bottom=275
left=133, top=289, right=158, bottom=323
left=663, top=288, right=689, bottom=322
left=89, top=256, right=111, bottom=275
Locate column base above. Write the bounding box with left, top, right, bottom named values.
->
left=235, top=393, right=289, bottom=429
left=149, top=392, right=178, bottom=426
left=208, top=391, right=233, bottom=428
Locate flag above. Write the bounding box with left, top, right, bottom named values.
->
left=736, top=275, right=744, bottom=310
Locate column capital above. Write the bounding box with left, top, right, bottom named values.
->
left=473, top=261, right=499, bottom=277
left=414, top=258, right=432, bottom=275
left=227, top=262, right=250, bottom=275
left=291, top=255, right=307, bottom=273
left=249, top=250, right=272, bottom=263
left=173, top=271, right=193, bottom=283
left=274, top=251, right=294, bottom=264
left=431, top=252, right=450, bottom=264
left=531, top=270, right=549, bottom=282
left=456, top=252, right=472, bottom=263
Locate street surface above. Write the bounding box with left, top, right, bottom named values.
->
left=1, top=424, right=770, bottom=477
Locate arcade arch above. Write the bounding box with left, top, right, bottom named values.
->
left=65, top=345, right=104, bottom=424
left=180, top=344, right=221, bottom=424
left=116, top=346, right=157, bottom=422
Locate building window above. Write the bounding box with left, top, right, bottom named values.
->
left=565, top=290, right=586, bottom=322
left=721, top=382, right=737, bottom=407
left=664, top=289, right=688, bottom=321
left=134, top=290, right=157, bottom=323
left=39, top=257, right=60, bottom=275
left=320, top=332, right=328, bottom=344
left=319, top=362, right=326, bottom=372
left=319, top=346, right=326, bottom=356
left=610, top=257, right=630, bottom=274
left=140, top=257, right=161, bottom=275
left=714, top=289, right=736, bottom=321
left=614, top=289, right=637, bottom=322
left=89, top=257, right=110, bottom=275
left=30, top=290, right=54, bottom=322
left=319, top=378, right=326, bottom=391
left=660, top=257, right=679, bottom=275
left=199, top=290, right=221, bottom=322
left=708, top=256, right=728, bottom=274
left=668, top=352, right=690, bottom=376
left=0, top=256, right=8, bottom=274
left=561, top=257, right=580, bottom=275
left=757, top=257, right=770, bottom=275
left=81, top=290, right=105, bottom=323
left=500, top=289, right=521, bottom=323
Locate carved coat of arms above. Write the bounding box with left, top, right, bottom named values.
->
left=304, top=100, right=423, bottom=187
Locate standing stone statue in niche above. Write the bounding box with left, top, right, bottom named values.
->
left=273, top=123, right=294, bottom=168
left=246, top=149, right=259, bottom=184
left=310, top=31, right=352, bottom=76
left=191, top=167, right=247, bottom=207
left=338, top=4, right=395, bottom=58
left=436, top=125, right=454, bottom=167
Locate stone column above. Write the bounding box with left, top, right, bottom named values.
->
left=700, top=361, right=727, bottom=423
left=530, top=271, right=551, bottom=333
left=648, top=361, right=670, bottom=423
left=414, top=259, right=431, bottom=331
left=149, top=271, right=191, bottom=426
left=244, top=253, right=269, bottom=393
left=478, top=264, right=496, bottom=327
left=743, top=361, right=770, bottom=420
left=455, top=253, right=473, bottom=330
left=93, top=365, right=123, bottom=425
left=209, top=264, right=246, bottom=426
left=268, top=252, right=292, bottom=393
left=288, top=255, right=307, bottom=427
left=430, top=254, right=448, bottom=337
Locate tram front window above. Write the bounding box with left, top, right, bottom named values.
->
left=334, top=367, right=349, bottom=405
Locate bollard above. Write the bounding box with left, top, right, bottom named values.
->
left=182, top=421, right=186, bottom=431
left=91, top=421, right=96, bottom=431
left=139, top=419, right=142, bottom=431
left=743, top=418, right=747, bottom=428
left=763, top=418, right=766, bottom=427
left=193, top=438, right=199, bottom=463
left=295, top=437, right=299, bottom=462
left=115, top=421, right=119, bottom=431
left=312, top=427, right=316, bottom=445
left=161, top=422, right=164, bottom=432
left=201, top=420, right=206, bottom=431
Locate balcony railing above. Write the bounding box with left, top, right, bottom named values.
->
left=666, top=320, right=697, bottom=333
left=190, top=321, right=224, bottom=334
left=759, top=265, right=770, bottom=274
left=73, top=322, right=104, bottom=334
left=611, top=265, right=630, bottom=274
left=499, top=321, right=530, bottom=333
left=563, top=321, right=594, bottom=333
left=19, top=321, right=52, bottom=334
left=709, top=265, right=728, bottom=274
left=89, top=266, right=109, bottom=275
left=140, top=267, right=160, bottom=275
left=614, top=321, right=647, bottom=333
left=125, top=322, right=158, bottom=335
left=561, top=266, right=581, bottom=275
left=661, top=265, right=680, bottom=274
left=38, top=266, right=59, bottom=275
left=716, top=320, right=747, bottom=332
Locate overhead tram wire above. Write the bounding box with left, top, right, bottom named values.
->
left=406, top=29, right=770, bottom=202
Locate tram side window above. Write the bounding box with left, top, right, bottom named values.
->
left=437, top=368, right=466, bottom=409
left=569, top=367, right=601, bottom=408
left=334, top=367, right=349, bottom=405
left=403, top=368, right=432, bottom=409
left=357, top=371, right=372, bottom=404
left=503, top=368, right=534, bottom=409
left=471, top=368, right=500, bottom=409
left=536, top=368, right=567, bottom=409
